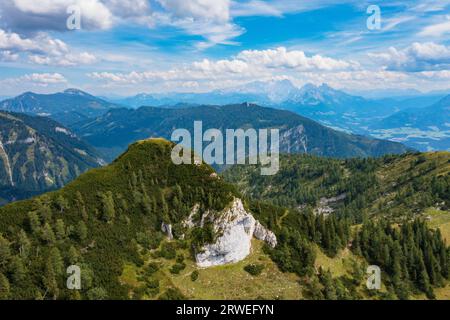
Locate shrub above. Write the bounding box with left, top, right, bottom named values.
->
left=190, top=270, right=199, bottom=282
left=176, top=254, right=184, bottom=263
left=159, top=242, right=176, bottom=260
left=144, top=278, right=160, bottom=297
left=170, top=262, right=186, bottom=274
left=244, top=264, right=264, bottom=276
left=158, top=288, right=186, bottom=300
left=145, top=262, right=159, bottom=276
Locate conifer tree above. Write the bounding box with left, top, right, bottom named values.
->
left=0, top=273, right=10, bottom=299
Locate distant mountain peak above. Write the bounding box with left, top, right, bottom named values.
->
left=63, top=88, right=92, bottom=97
left=0, top=89, right=120, bottom=126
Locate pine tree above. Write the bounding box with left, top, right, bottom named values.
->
left=100, top=191, right=115, bottom=223
left=41, top=223, right=56, bottom=244
left=319, top=269, right=337, bottom=300
left=49, top=247, right=64, bottom=276
left=55, top=219, right=66, bottom=240
left=55, top=195, right=69, bottom=213
left=67, top=246, right=80, bottom=265
left=0, top=234, right=11, bottom=270
left=76, top=220, right=88, bottom=242
left=17, top=229, right=31, bottom=260
left=10, top=256, right=26, bottom=284
left=0, top=273, right=10, bottom=299
left=42, top=258, right=59, bottom=300
left=28, top=211, right=41, bottom=234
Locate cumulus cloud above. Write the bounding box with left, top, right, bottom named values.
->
left=192, top=58, right=249, bottom=73
left=369, top=42, right=450, bottom=71
left=419, top=70, right=450, bottom=79
left=28, top=51, right=96, bottom=67
left=0, top=28, right=97, bottom=66
left=0, top=0, right=114, bottom=32
left=1, top=73, right=67, bottom=87
left=237, top=47, right=358, bottom=71
left=87, top=46, right=358, bottom=91
left=0, top=0, right=244, bottom=48
left=0, top=50, right=19, bottom=61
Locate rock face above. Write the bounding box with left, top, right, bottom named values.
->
left=192, top=198, right=277, bottom=268
left=253, top=221, right=277, bottom=248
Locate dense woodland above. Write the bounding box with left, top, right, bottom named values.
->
left=224, top=152, right=450, bottom=223
left=0, top=139, right=448, bottom=299
left=225, top=151, right=450, bottom=299
left=0, top=140, right=237, bottom=299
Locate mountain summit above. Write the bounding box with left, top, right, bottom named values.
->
left=0, top=138, right=276, bottom=298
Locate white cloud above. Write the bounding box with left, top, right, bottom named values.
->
left=157, top=0, right=230, bottom=23
left=369, top=42, right=450, bottom=71
left=21, top=73, right=67, bottom=84
left=419, top=18, right=450, bottom=37
left=0, top=28, right=96, bottom=66
left=0, top=50, right=19, bottom=61
left=419, top=70, right=450, bottom=79
left=231, top=0, right=283, bottom=17
left=1, top=73, right=67, bottom=88
left=383, top=16, right=416, bottom=32
left=89, top=47, right=357, bottom=84
left=0, top=0, right=114, bottom=31
left=237, top=47, right=357, bottom=71
left=28, top=51, right=96, bottom=66
left=87, top=46, right=360, bottom=93
left=150, top=0, right=244, bottom=48
left=192, top=58, right=248, bottom=73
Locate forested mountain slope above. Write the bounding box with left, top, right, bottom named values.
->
left=223, top=152, right=450, bottom=223
left=0, top=112, right=104, bottom=205
left=0, top=140, right=447, bottom=300
left=73, top=104, right=410, bottom=162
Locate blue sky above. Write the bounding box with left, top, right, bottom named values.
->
left=0, top=0, right=450, bottom=96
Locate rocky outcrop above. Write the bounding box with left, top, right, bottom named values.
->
left=161, top=222, right=173, bottom=240
left=280, top=125, right=308, bottom=154
left=314, top=193, right=347, bottom=216
left=189, top=198, right=277, bottom=268
left=253, top=221, right=277, bottom=248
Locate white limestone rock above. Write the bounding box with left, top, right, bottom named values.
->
left=192, top=198, right=277, bottom=268
left=254, top=221, right=277, bottom=248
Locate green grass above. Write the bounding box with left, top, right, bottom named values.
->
left=123, top=240, right=303, bottom=300
left=426, top=208, right=450, bottom=245
left=314, top=246, right=356, bottom=277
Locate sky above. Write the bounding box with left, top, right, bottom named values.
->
left=0, top=0, right=450, bottom=96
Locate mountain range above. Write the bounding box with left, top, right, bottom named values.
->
left=0, top=89, right=122, bottom=126
left=1, top=84, right=447, bottom=153
left=0, top=111, right=104, bottom=205
left=72, top=103, right=410, bottom=162
left=111, top=80, right=449, bottom=152
left=369, top=95, right=450, bottom=151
